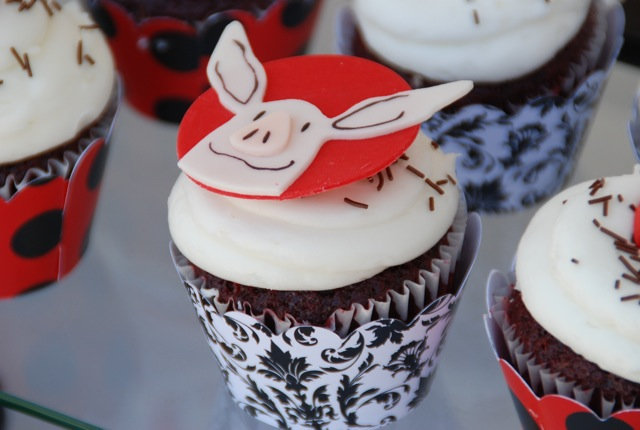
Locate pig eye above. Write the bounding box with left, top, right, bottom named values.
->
left=149, top=31, right=199, bottom=71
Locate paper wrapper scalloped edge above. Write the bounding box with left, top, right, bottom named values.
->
left=175, top=193, right=467, bottom=338
left=484, top=270, right=640, bottom=429
left=0, top=81, right=120, bottom=298
left=337, top=2, right=625, bottom=213
left=171, top=212, right=480, bottom=430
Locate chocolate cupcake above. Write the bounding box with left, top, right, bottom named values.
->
left=88, top=0, right=323, bottom=122
left=340, top=0, right=624, bottom=212
left=486, top=167, right=640, bottom=428
left=169, top=22, right=482, bottom=428
left=0, top=0, right=118, bottom=298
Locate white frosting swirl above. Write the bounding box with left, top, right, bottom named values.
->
left=516, top=167, right=640, bottom=384
left=352, top=0, right=591, bottom=82
left=0, top=0, right=114, bottom=164
left=169, top=133, right=459, bottom=291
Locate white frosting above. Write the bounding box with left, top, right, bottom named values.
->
left=0, top=0, right=114, bottom=164
left=516, top=167, right=640, bottom=384
left=352, top=0, right=592, bottom=82
left=169, top=133, right=460, bottom=291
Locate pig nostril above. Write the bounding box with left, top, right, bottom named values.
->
left=243, top=129, right=259, bottom=140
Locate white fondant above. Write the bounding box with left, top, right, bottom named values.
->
left=180, top=21, right=472, bottom=197
left=516, top=167, right=640, bottom=384
left=0, top=0, right=115, bottom=164
left=352, top=0, right=592, bottom=82
left=229, top=111, right=292, bottom=157
left=169, top=133, right=460, bottom=291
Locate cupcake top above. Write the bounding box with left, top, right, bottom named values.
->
left=352, top=0, right=592, bottom=83
left=169, top=22, right=470, bottom=291
left=516, top=167, right=640, bottom=384
left=0, top=0, right=115, bottom=164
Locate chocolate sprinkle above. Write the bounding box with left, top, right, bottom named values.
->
left=385, top=167, right=393, bottom=181
left=344, top=197, right=368, bottom=209
left=425, top=178, right=444, bottom=195
left=446, top=174, right=457, bottom=185
left=428, top=196, right=435, bottom=212
left=620, top=294, right=640, bottom=302
left=405, top=165, right=425, bottom=179
left=253, top=110, right=266, bottom=121
left=262, top=131, right=271, bottom=144
left=10, top=47, right=32, bottom=77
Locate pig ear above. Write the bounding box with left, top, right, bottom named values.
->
left=328, top=81, right=473, bottom=139
left=206, top=21, right=266, bottom=113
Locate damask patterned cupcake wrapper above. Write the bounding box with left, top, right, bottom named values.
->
left=88, top=0, right=323, bottom=123
left=186, top=195, right=468, bottom=339
left=0, top=83, right=120, bottom=298
left=171, top=214, right=481, bottom=430
left=337, top=2, right=625, bottom=213
left=484, top=271, right=640, bottom=430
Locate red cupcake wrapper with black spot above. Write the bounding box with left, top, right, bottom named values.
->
left=0, top=85, right=120, bottom=299
left=87, top=0, right=323, bottom=123
left=484, top=271, right=640, bottom=430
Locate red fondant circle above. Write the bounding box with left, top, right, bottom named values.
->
left=177, top=54, right=418, bottom=200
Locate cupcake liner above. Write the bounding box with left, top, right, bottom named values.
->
left=484, top=270, right=640, bottom=430
left=88, top=0, right=323, bottom=123
left=188, top=194, right=468, bottom=338
left=629, top=86, right=640, bottom=160
left=171, top=212, right=480, bottom=429
left=337, top=2, right=625, bottom=213
left=0, top=82, right=120, bottom=299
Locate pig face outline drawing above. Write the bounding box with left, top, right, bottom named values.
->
left=178, top=21, right=472, bottom=198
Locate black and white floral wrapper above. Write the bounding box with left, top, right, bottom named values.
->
left=171, top=213, right=480, bottom=430
left=337, top=2, right=624, bottom=213
left=484, top=271, right=640, bottom=429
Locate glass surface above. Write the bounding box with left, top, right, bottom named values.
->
left=1, top=1, right=639, bottom=429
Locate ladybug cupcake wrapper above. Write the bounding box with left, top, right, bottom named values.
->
left=171, top=213, right=481, bottom=430
left=0, top=84, right=120, bottom=299
left=88, top=0, right=322, bottom=123
left=337, top=2, right=624, bottom=212
left=484, top=271, right=640, bottom=430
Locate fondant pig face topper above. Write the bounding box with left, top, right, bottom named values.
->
left=178, top=21, right=472, bottom=198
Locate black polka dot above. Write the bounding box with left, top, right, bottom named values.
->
left=87, top=0, right=116, bottom=38
left=199, top=14, right=234, bottom=56
left=11, top=210, right=63, bottom=258
left=154, top=98, right=192, bottom=123
left=281, top=0, right=316, bottom=28
left=566, top=412, right=633, bottom=430
left=149, top=31, right=199, bottom=71
left=87, top=143, right=109, bottom=190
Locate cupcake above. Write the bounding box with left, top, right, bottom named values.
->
left=340, top=0, right=625, bottom=212
left=485, top=168, right=640, bottom=428
left=0, top=0, right=118, bottom=298
left=169, top=22, right=482, bottom=428
left=87, top=0, right=323, bottom=123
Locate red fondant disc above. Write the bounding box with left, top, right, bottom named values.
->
left=177, top=55, right=418, bottom=200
